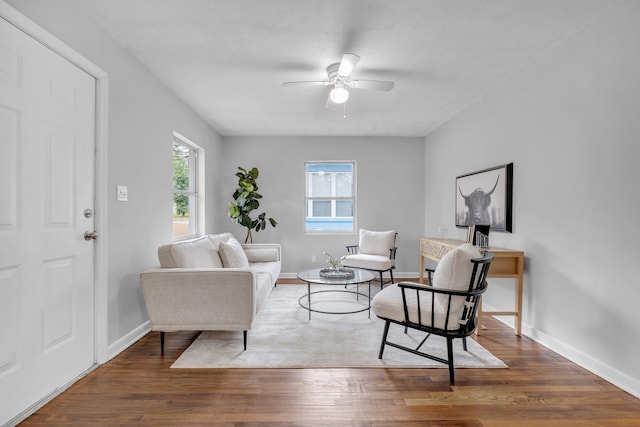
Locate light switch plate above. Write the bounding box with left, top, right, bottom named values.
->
left=116, top=185, right=128, bottom=202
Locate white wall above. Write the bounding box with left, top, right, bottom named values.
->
left=219, top=136, right=425, bottom=275
left=424, top=2, right=640, bottom=396
left=6, top=0, right=224, bottom=350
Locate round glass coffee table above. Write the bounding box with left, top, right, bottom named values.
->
left=296, top=268, right=376, bottom=319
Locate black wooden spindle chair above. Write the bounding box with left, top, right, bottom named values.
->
left=371, top=246, right=493, bottom=384
left=342, top=229, right=397, bottom=289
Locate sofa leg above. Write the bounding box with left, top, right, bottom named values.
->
left=243, top=330, right=247, bottom=351
left=160, top=331, right=165, bottom=354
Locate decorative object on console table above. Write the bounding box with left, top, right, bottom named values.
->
left=456, top=163, right=513, bottom=232
left=419, top=237, right=524, bottom=336
left=467, top=224, right=490, bottom=247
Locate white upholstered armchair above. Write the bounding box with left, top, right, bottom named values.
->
left=342, top=229, right=397, bottom=289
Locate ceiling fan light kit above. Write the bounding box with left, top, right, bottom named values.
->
left=282, top=53, right=394, bottom=108
left=329, top=83, right=349, bottom=104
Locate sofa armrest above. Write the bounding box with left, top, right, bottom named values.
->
left=139, top=268, right=258, bottom=331
left=241, top=243, right=281, bottom=263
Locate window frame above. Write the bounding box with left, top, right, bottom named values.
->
left=172, top=132, right=204, bottom=241
left=304, top=161, right=357, bottom=235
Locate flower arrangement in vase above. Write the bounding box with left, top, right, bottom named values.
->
left=322, top=252, right=346, bottom=270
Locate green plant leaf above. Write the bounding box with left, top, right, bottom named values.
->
left=227, top=202, right=239, bottom=215
left=229, top=166, right=277, bottom=234
left=240, top=215, right=252, bottom=228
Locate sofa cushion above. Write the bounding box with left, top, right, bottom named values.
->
left=219, top=238, right=250, bottom=268
left=358, top=229, right=396, bottom=256
left=432, top=243, right=482, bottom=315
left=254, top=271, right=274, bottom=314
left=249, top=261, right=281, bottom=286
left=168, top=236, right=223, bottom=268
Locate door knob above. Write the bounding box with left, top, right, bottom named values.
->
left=84, top=231, right=99, bottom=241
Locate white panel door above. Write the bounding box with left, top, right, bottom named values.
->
left=0, top=17, right=96, bottom=425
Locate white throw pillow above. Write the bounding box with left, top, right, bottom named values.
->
left=358, top=229, right=396, bottom=256
left=219, top=238, right=250, bottom=268
left=170, top=236, right=222, bottom=268
left=432, top=243, right=482, bottom=314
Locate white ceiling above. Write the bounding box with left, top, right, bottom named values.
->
left=78, top=0, right=619, bottom=137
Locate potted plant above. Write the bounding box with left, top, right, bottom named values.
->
left=227, top=166, right=278, bottom=243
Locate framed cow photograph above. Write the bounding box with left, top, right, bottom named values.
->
left=456, top=163, right=513, bottom=232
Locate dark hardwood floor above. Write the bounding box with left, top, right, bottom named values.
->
left=20, top=288, right=640, bottom=426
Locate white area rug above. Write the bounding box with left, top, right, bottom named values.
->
left=171, top=284, right=507, bottom=369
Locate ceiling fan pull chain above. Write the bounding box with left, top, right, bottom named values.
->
left=343, top=102, right=347, bottom=119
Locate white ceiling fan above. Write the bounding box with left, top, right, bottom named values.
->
left=282, top=53, right=395, bottom=106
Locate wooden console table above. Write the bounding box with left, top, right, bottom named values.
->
left=419, top=237, right=524, bottom=336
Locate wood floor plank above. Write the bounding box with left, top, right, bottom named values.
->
left=19, top=311, right=640, bottom=426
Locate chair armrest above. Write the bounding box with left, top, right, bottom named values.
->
left=424, top=267, right=435, bottom=284
left=397, top=281, right=433, bottom=291
left=397, top=281, right=484, bottom=297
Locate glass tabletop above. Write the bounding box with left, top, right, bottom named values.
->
left=296, top=268, right=375, bottom=285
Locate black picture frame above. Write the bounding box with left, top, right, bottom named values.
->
left=455, top=163, right=513, bottom=232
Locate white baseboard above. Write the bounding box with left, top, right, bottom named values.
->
left=523, top=324, right=640, bottom=399
left=107, top=321, right=151, bottom=361
left=482, top=303, right=640, bottom=399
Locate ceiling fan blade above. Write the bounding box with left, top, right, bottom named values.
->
left=337, top=53, right=360, bottom=78
left=349, top=79, right=395, bottom=91
left=282, top=81, right=330, bottom=87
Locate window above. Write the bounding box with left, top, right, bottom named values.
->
left=305, top=161, right=356, bottom=233
left=173, top=133, right=203, bottom=240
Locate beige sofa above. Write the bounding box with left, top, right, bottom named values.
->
left=140, top=232, right=281, bottom=352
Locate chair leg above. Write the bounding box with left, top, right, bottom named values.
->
left=462, top=337, right=468, bottom=352
left=378, top=320, right=391, bottom=359
left=160, top=331, right=165, bottom=354
left=243, top=330, right=247, bottom=351
left=379, top=271, right=385, bottom=289
left=389, top=269, right=395, bottom=285
left=446, top=337, right=455, bottom=385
